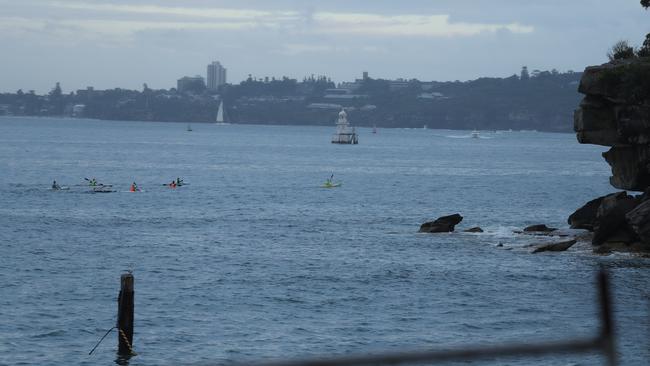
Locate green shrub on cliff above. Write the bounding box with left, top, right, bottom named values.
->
left=642, top=0, right=649, bottom=9
left=599, top=63, right=650, bottom=103
left=607, top=40, right=635, bottom=61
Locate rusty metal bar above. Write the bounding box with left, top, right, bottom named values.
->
left=598, top=268, right=617, bottom=366
left=225, top=269, right=616, bottom=366
left=249, top=337, right=603, bottom=366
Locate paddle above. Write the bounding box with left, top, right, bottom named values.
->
left=161, top=181, right=188, bottom=186
left=84, top=177, right=112, bottom=187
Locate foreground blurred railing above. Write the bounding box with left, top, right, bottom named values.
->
left=229, top=269, right=616, bottom=366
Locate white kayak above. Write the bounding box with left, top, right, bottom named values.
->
left=92, top=186, right=115, bottom=193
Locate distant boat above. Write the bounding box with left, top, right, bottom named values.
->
left=372, top=125, right=377, bottom=134
left=471, top=130, right=480, bottom=139
left=215, top=101, right=229, bottom=125
left=187, top=124, right=192, bottom=132
left=331, top=109, right=358, bottom=144
left=423, top=124, right=428, bottom=129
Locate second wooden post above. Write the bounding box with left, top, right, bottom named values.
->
left=117, top=273, right=134, bottom=356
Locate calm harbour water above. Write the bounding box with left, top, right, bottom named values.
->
left=0, top=116, right=649, bottom=365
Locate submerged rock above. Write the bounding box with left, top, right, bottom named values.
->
left=531, top=238, right=577, bottom=254
left=593, top=241, right=649, bottom=254
left=419, top=214, right=463, bottom=233
left=463, top=226, right=484, bottom=233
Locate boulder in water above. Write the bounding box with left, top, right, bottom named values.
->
left=531, top=238, right=577, bottom=253
left=419, top=214, right=463, bottom=233
left=523, top=224, right=556, bottom=232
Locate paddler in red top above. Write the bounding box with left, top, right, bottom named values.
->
left=130, top=182, right=138, bottom=192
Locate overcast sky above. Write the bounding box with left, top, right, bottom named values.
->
left=1, top=0, right=648, bottom=93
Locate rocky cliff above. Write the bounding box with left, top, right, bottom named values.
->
left=571, top=58, right=650, bottom=252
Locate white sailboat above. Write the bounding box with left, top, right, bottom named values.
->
left=215, top=101, right=229, bottom=125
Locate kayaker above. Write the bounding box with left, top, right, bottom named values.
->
left=130, top=182, right=138, bottom=192
left=52, top=180, right=60, bottom=190
left=170, top=181, right=176, bottom=188
left=176, top=177, right=182, bottom=186
left=89, top=178, right=97, bottom=186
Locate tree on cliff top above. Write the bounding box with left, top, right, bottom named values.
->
left=638, top=33, right=650, bottom=57
left=607, top=40, right=635, bottom=61
left=642, top=0, right=649, bottom=9
left=49, top=82, right=62, bottom=98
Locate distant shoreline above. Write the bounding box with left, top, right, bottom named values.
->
left=0, top=115, right=571, bottom=134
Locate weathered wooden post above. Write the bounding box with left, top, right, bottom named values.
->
left=117, top=273, right=134, bottom=356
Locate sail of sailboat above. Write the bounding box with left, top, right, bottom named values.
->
left=215, top=101, right=228, bottom=125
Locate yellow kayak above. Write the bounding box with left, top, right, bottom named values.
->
left=322, top=181, right=342, bottom=188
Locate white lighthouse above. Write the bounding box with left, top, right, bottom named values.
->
left=331, top=109, right=359, bottom=144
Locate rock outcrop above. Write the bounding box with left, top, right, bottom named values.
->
left=572, top=59, right=650, bottom=252
left=574, top=60, right=650, bottom=191
left=419, top=214, right=463, bottom=233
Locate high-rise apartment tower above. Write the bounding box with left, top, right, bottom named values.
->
left=207, top=61, right=227, bottom=90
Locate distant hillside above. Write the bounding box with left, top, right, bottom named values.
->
left=0, top=69, right=582, bottom=132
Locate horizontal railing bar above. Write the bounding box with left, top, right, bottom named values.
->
left=218, top=269, right=615, bottom=366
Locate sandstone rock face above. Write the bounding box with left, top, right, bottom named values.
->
left=593, top=192, right=638, bottom=245
left=626, top=199, right=650, bottom=243
left=419, top=214, right=463, bottom=233
left=568, top=195, right=605, bottom=230
left=575, top=60, right=650, bottom=191
left=602, top=146, right=650, bottom=191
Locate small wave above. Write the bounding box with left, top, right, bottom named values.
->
left=268, top=296, right=306, bottom=304
left=31, top=329, right=65, bottom=338
left=446, top=135, right=473, bottom=139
